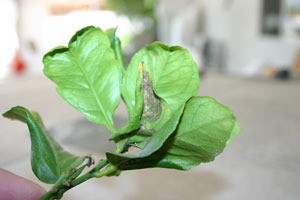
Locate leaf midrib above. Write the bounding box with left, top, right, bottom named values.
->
left=27, top=110, right=60, bottom=182
left=71, top=51, right=114, bottom=131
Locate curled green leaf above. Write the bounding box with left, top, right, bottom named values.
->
left=3, top=106, right=84, bottom=184
left=105, top=28, right=125, bottom=70
left=116, top=96, right=239, bottom=171
left=106, top=105, right=185, bottom=166
left=125, top=42, right=199, bottom=130
left=111, top=42, right=199, bottom=140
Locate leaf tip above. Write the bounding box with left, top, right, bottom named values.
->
left=2, top=106, right=27, bottom=123
left=68, top=25, right=97, bottom=45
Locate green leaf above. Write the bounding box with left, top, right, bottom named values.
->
left=126, top=42, right=199, bottom=130
left=105, top=28, right=125, bottom=70
left=111, top=42, right=199, bottom=139
left=43, top=26, right=121, bottom=132
left=105, top=28, right=144, bottom=139
left=110, top=65, right=144, bottom=140
left=116, top=96, right=239, bottom=170
left=106, top=105, right=185, bottom=166
left=227, top=121, right=240, bottom=144
left=3, top=106, right=84, bottom=184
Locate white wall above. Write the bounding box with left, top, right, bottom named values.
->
left=17, top=0, right=300, bottom=75
left=18, top=0, right=49, bottom=74
left=202, top=0, right=300, bottom=74
left=17, top=0, right=132, bottom=74
left=157, top=0, right=300, bottom=75
left=0, top=0, right=18, bottom=79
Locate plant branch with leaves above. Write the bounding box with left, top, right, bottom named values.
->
left=3, top=26, right=240, bottom=200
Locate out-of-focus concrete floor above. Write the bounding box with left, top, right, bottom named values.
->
left=0, top=73, right=300, bottom=200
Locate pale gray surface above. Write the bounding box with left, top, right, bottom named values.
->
left=0, top=73, right=299, bottom=200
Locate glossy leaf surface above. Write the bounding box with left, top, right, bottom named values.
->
left=110, top=67, right=144, bottom=141
left=43, top=26, right=121, bottom=131
left=111, top=42, right=199, bottom=139
left=3, top=106, right=83, bottom=184
left=105, top=28, right=125, bottom=70
left=115, top=96, right=238, bottom=170
left=107, top=105, right=184, bottom=165
left=125, top=42, right=199, bottom=130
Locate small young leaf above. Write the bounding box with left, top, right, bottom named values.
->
left=106, top=105, right=185, bottom=166
left=43, top=26, right=121, bottom=132
left=111, top=42, right=199, bottom=140
left=114, top=96, right=239, bottom=171
left=124, top=42, right=199, bottom=131
left=3, top=106, right=84, bottom=184
left=105, top=28, right=125, bottom=71
left=110, top=67, right=144, bottom=140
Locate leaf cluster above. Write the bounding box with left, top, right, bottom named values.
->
left=3, top=26, right=239, bottom=199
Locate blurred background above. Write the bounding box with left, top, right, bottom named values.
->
left=1, top=0, right=300, bottom=200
